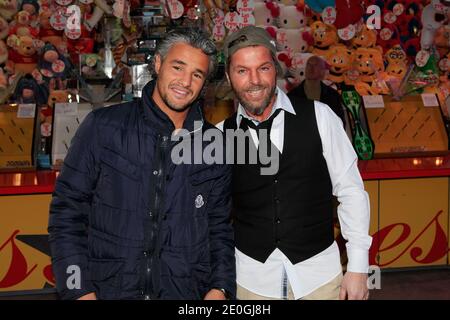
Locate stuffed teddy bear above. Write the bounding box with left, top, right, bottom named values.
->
left=311, top=21, right=338, bottom=57
left=38, top=8, right=64, bottom=48
left=0, top=0, right=19, bottom=21
left=421, top=3, right=448, bottom=51
left=8, top=10, right=39, bottom=38
left=325, top=44, right=353, bottom=84
left=6, top=34, right=39, bottom=74
left=37, top=42, right=71, bottom=91
left=47, top=88, right=69, bottom=106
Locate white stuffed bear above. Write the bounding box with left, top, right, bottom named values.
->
left=421, top=2, right=449, bottom=50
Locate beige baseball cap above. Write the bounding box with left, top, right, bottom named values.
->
left=223, top=26, right=282, bottom=75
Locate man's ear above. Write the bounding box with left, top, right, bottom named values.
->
left=154, top=54, right=161, bottom=75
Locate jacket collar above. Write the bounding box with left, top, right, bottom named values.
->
left=140, top=80, right=205, bottom=135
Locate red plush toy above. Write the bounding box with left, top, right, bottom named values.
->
left=334, top=0, right=364, bottom=29
left=376, top=21, right=401, bottom=53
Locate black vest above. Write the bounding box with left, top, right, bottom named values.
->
left=224, top=97, right=334, bottom=264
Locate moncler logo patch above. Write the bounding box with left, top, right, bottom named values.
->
left=195, top=194, right=204, bottom=208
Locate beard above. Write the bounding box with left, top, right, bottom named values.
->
left=232, top=82, right=276, bottom=116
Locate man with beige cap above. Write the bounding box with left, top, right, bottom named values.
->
left=219, top=26, right=372, bottom=300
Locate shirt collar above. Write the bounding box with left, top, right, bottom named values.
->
left=236, top=87, right=296, bottom=127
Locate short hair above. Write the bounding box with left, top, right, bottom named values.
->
left=150, top=28, right=217, bottom=80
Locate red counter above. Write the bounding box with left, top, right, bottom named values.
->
left=0, top=170, right=58, bottom=195
left=359, top=155, right=450, bottom=180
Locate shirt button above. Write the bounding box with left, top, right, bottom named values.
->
left=162, top=136, right=169, bottom=142
left=149, top=211, right=153, bottom=217
left=274, top=179, right=278, bottom=184
left=153, top=170, right=158, bottom=175
left=276, top=218, right=281, bottom=224
left=144, top=295, right=150, bottom=300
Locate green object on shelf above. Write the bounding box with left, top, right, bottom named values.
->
left=342, top=91, right=374, bottom=160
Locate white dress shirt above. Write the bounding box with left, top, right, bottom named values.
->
left=217, top=87, right=372, bottom=299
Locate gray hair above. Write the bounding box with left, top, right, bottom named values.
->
left=150, top=28, right=217, bottom=80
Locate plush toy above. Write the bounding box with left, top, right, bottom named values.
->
left=421, top=3, right=448, bottom=51
left=12, top=73, right=48, bottom=104
left=0, top=0, right=19, bottom=21
left=85, top=0, right=113, bottom=31
left=385, top=44, right=408, bottom=65
left=385, top=60, right=408, bottom=80
left=0, top=16, right=9, bottom=39
left=311, top=21, right=338, bottom=57
left=46, top=89, right=68, bottom=106
left=354, top=47, right=385, bottom=83
left=325, top=45, right=353, bottom=84
left=384, top=44, right=409, bottom=90
left=278, top=4, right=307, bottom=29
left=404, top=37, right=421, bottom=62
left=6, top=34, right=39, bottom=74
left=290, top=52, right=314, bottom=83
left=351, top=25, right=378, bottom=49
left=277, top=28, right=313, bottom=55
left=376, top=22, right=401, bottom=53
left=8, top=10, right=39, bottom=38
left=19, top=0, right=39, bottom=27
left=38, top=8, right=64, bottom=48
left=37, top=42, right=71, bottom=91
left=334, top=0, right=364, bottom=30
left=353, top=46, right=389, bottom=95
left=434, top=25, right=450, bottom=59
left=254, top=1, right=280, bottom=28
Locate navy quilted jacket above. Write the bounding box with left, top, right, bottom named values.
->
left=48, top=81, right=235, bottom=300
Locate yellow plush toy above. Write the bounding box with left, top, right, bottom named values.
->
left=311, top=21, right=338, bottom=57
left=351, top=25, right=377, bottom=50
left=325, top=45, right=353, bottom=84
left=353, top=47, right=389, bottom=96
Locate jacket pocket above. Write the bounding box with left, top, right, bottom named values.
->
left=89, top=258, right=124, bottom=300
left=188, top=166, right=222, bottom=217
left=97, top=147, right=141, bottom=210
